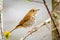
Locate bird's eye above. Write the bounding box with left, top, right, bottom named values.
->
left=32, top=10, right=34, bottom=12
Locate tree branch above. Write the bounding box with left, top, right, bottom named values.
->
left=43, top=0, right=59, bottom=36
left=20, top=18, right=51, bottom=40
left=52, top=1, right=60, bottom=12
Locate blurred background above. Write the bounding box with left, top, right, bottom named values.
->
left=0, top=0, right=3, bottom=40
left=3, top=0, right=52, bottom=40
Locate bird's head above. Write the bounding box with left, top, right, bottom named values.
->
left=28, top=8, right=40, bottom=16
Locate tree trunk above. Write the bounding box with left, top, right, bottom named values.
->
left=52, top=0, right=60, bottom=40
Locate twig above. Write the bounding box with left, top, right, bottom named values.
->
left=10, top=27, right=16, bottom=33
left=43, top=0, right=59, bottom=36
left=52, top=1, right=60, bottom=12
left=0, top=1, right=3, bottom=40
left=20, top=18, right=51, bottom=40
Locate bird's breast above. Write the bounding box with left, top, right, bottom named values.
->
left=22, top=17, right=35, bottom=27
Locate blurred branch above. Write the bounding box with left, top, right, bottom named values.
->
left=20, top=18, right=51, bottom=40
left=43, top=0, right=59, bottom=36
left=52, top=1, right=60, bottom=12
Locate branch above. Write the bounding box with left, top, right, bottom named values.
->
left=43, top=0, right=59, bottom=36
left=20, top=18, right=51, bottom=40
left=52, top=1, right=60, bottom=12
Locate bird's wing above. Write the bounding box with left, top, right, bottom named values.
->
left=18, top=15, right=30, bottom=26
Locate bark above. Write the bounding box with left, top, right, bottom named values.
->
left=52, top=0, right=60, bottom=40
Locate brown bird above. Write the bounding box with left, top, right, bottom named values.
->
left=10, top=8, right=40, bottom=32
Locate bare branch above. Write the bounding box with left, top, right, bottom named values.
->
left=43, top=0, right=59, bottom=36
left=20, top=18, right=51, bottom=40
left=52, top=1, right=60, bottom=12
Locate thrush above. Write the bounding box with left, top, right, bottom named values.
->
left=10, top=8, right=40, bottom=32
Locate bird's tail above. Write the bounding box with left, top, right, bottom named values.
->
left=10, top=25, right=22, bottom=33
left=10, top=27, right=17, bottom=33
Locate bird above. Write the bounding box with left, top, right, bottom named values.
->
left=10, top=8, right=40, bottom=32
